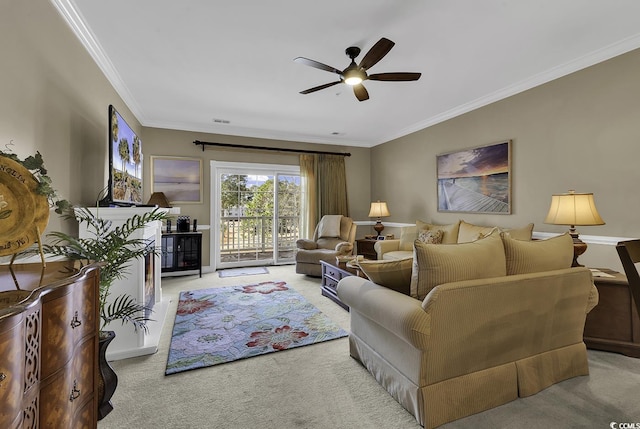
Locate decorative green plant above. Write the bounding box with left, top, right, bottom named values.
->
left=0, top=149, right=71, bottom=214
left=43, top=207, right=169, bottom=333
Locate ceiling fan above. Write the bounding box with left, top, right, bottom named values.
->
left=294, top=37, right=421, bottom=102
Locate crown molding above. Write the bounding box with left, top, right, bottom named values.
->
left=50, top=1, right=640, bottom=147
left=50, top=0, right=145, bottom=122
left=376, top=33, right=640, bottom=146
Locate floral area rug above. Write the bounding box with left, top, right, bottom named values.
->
left=165, top=281, right=348, bottom=375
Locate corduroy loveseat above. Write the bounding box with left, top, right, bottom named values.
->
left=337, top=229, right=599, bottom=428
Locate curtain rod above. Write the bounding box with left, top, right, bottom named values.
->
left=193, top=140, right=351, bottom=157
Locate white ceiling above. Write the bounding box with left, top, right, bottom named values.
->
left=54, top=0, right=640, bottom=148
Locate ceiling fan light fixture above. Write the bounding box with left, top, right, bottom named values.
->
left=343, top=68, right=365, bottom=86
left=344, top=76, right=362, bottom=85
left=296, top=37, right=420, bottom=100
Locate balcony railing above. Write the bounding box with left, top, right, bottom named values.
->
left=220, top=216, right=299, bottom=262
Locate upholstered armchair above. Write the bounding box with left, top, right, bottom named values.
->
left=295, top=215, right=357, bottom=276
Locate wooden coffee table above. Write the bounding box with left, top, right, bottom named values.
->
left=320, top=260, right=363, bottom=310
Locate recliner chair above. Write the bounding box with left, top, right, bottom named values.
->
left=295, top=215, right=357, bottom=276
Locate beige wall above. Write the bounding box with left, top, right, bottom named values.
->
left=142, top=128, right=371, bottom=266
left=3, top=1, right=370, bottom=267
left=1, top=0, right=140, bottom=234
left=5, top=0, right=638, bottom=271
left=371, top=48, right=640, bottom=270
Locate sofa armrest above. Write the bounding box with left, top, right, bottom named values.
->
left=587, top=282, right=599, bottom=313
left=373, top=239, right=401, bottom=260
left=335, top=242, right=354, bottom=255
left=337, top=276, right=431, bottom=349
left=296, top=239, right=318, bottom=250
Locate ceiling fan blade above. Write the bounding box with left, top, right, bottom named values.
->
left=294, top=57, right=342, bottom=75
left=368, top=72, right=422, bottom=81
left=353, top=84, right=369, bottom=101
left=300, top=81, right=342, bottom=94
left=359, top=37, right=395, bottom=70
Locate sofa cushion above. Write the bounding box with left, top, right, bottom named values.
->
left=399, top=225, right=418, bottom=251
left=416, top=220, right=461, bottom=244
left=357, top=258, right=413, bottom=295
left=502, top=232, right=574, bottom=275
left=418, top=229, right=444, bottom=244
left=412, top=228, right=506, bottom=300
left=501, top=223, right=534, bottom=241
left=382, top=250, right=413, bottom=261
left=457, top=221, right=497, bottom=243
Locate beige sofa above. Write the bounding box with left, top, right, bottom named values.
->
left=374, top=219, right=534, bottom=260
left=337, top=230, right=598, bottom=428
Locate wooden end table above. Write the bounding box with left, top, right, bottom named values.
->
left=320, top=260, right=364, bottom=311
left=355, top=238, right=378, bottom=260
left=584, top=268, right=640, bottom=358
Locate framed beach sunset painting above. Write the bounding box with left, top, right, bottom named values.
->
left=436, top=140, right=511, bottom=214
left=151, top=156, right=203, bottom=204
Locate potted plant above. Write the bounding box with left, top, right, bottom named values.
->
left=42, top=205, right=169, bottom=419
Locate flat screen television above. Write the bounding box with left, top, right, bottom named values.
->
left=102, top=105, right=143, bottom=206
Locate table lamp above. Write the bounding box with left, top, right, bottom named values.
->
left=544, top=190, right=605, bottom=266
left=368, top=200, right=390, bottom=237
left=147, top=192, right=172, bottom=208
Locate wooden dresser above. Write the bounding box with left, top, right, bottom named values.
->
left=0, top=261, right=100, bottom=429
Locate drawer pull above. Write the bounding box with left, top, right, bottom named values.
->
left=0, top=372, right=6, bottom=385
left=70, top=311, right=82, bottom=329
left=69, top=380, right=81, bottom=402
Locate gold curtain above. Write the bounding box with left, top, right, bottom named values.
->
left=318, top=154, right=349, bottom=217
left=299, top=154, right=349, bottom=239
left=299, top=154, right=317, bottom=239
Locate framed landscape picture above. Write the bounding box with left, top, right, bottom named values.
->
left=436, top=140, right=511, bottom=214
left=151, top=156, right=203, bottom=204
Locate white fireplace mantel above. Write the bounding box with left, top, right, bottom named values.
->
left=77, top=207, right=169, bottom=360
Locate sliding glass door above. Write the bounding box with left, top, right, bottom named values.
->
left=211, top=161, right=300, bottom=269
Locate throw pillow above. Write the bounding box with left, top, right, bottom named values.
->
left=417, top=229, right=444, bottom=244
left=500, top=223, right=534, bottom=241
left=457, top=220, right=497, bottom=243
left=411, top=228, right=506, bottom=300
left=318, top=215, right=342, bottom=238
left=416, top=220, right=461, bottom=244
left=357, top=258, right=413, bottom=295
left=502, top=232, right=574, bottom=275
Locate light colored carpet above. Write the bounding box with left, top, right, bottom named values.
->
left=218, top=266, right=269, bottom=278
left=98, top=265, right=640, bottom=429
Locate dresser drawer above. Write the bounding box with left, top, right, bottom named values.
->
left=72, top=336, right=96, bottom=412
left=73, top=276, right=98, bottom=343
left=40, top=362, right=74, bottom=429
left=73, top=397, right=96, bottom=429
left=0, top=315, right=25, bottom=429
left=324, top=276, right=339, bottom=291
left=324, top=265, right=346, bottom=281
left=41, top=288, right=75, bottom=378
left=40, top=334, right=95, bottom=429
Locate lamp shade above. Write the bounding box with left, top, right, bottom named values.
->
left=147, top=192, right=172, bottom=208
left=368, top=201, right=390, bottom=218
left=544, top=190, right=604, bottom=226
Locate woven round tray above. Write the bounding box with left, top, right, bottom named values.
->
left=0, top=156, right=49, bottom=256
